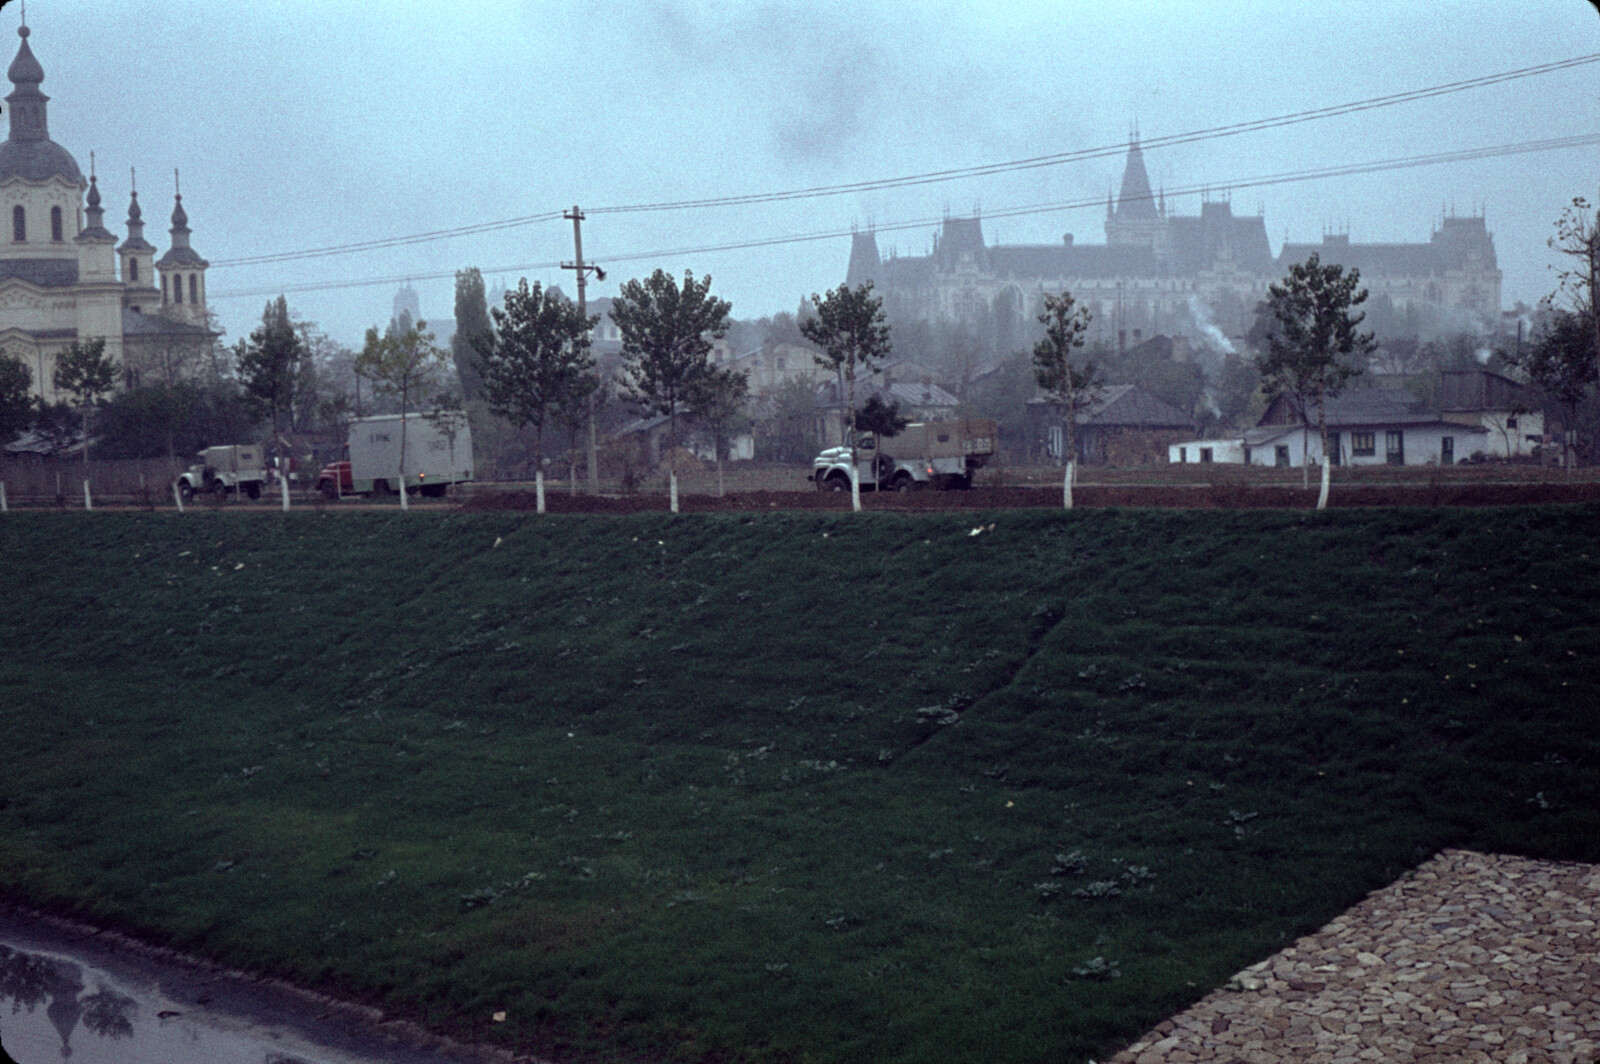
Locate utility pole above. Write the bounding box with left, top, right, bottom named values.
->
left=562, top=206, right=604, bottom=495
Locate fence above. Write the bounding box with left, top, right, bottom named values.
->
left=0, top=456, right=188, bottom=505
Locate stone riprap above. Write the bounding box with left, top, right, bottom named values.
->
left=1110, top=850, right=1599, bottom=1064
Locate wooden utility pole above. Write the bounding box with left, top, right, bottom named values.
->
left=562, top=206, right=602, bottom=495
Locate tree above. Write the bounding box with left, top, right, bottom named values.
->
left=473, top=278, right=595, bottom=464
left=1255, top=254, right=1374, bottom=488
left=453, top=267, right=492, bottom=402
left=611, top=268, right=732, bottom=465
left=52, top=337, right=118, bottom=471
left=801, top=281, right=891, bottom=508
left=235, top=296, right=306, bottom=435
left=0, top=349, right=32, bottom=444
left=1548, top=193, right=1600, bottom=396
left=355, top=319, right=448, bottom=490
left=1511, top=310, right=1598, bottom=466
left=1032, top=290, right=1099, bottom=507
left=856, top=393, right=908, bottom=438
left=755, top=376, right=819, bottom=463
left=687, top=365, right=749, bottom=497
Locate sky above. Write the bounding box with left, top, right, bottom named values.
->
left=25, top=0, right=1600, bottom=350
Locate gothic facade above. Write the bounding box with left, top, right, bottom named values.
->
left=0, top=21, right=216, bottom=403
left=844, top=138, right=1502, bottom=347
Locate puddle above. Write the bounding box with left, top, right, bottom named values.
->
left=0, top=917, right=483, bottom=1064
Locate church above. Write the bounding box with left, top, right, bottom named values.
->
left=845, top=137, right=1503, bottom=348
left=0, top=18, right=216, bottom=404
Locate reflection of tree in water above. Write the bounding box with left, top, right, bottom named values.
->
left=0, top=945, right=138, bottom=1056
left=79, top=987, right=137, bottom=1040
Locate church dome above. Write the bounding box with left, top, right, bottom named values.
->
left=0, top=137, right=82, bottom=183
left=0, top=24, right=83, bottom=184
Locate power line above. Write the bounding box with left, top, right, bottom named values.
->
left=207, top=51, right=1600, bottom=272
left=208, top=131, right=1600, bottom=301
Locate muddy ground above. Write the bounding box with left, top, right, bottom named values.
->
left=459, top=481, right=1600, bottom=514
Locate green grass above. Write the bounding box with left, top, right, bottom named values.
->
left=1, top=506, right=1597, bottom=1063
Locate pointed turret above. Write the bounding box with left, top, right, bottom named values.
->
left=156, top=171, right=209, bottom=323
left=118, top=173, right=159, bottom=309
left=1105, top=136, right=1168, bottom=258
left=1115, top=136, right=1159, bottom=221
left=74, top=159, right=117, bottom=280
left=845, top=229, right=881, bottom=288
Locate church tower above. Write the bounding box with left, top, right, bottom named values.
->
left=1104, top=135, right=1168, bottom=258
left=156, top=173, right=208, bottom=326
left=118, top=174, right=159, bottom=314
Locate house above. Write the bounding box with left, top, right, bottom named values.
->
left=1168, top=390, right=1488, bottom=466
left=813, top=377, right=959, bottom=448
left=1027, top=384, right=1194, bottom=465
left=1438, top=368, right=1543, bottom=459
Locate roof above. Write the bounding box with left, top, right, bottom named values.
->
left=1029, top=384, right=1194, bottom=428
left=0, top=257, right=78, bottom=287
left=121, top=308, right=216, bottom=338
left=1261, top=389, right=1491, bottom=431
left=0, top=137, right=82, bottom=184
left=1115, top=140, right=1160, bottom=221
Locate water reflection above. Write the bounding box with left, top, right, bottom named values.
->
left=1, top=943, right=137, bottom=1058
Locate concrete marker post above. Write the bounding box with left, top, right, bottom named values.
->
left=536, top=469, right=545, bottom=515
left=281, top=469, right=291, bottom=512
left=83, top=478, right=92, bottom=511
left=173, top=481, right=184, bottom=513
left=0, top=481, right=7, bottom=513
left=1316, top=460, right=1331, bottom=510
left=669, top=471, right=679, bottom=514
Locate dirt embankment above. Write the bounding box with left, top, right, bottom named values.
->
left=460, top=481, right=1600, bottom=514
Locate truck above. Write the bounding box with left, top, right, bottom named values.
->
left=176, top=444, right=267, bottom=500
left=317, top=412, right=474, bottom=500
left=809, top=418, right=997, bottom=492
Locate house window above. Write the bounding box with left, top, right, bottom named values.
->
left=162, top=275, right=168, bottom=302
left=189, top=274, right=198, bottom=303
left=1275, top=445, right=1290, bottom=467
left=1243, top=446, right=1252, bottom=464
left=1177, top=446, right=1187, bottom=463
left=1351, top=432, right=1375, bottom=457
left=1200, top=447, right=1213, bottom=463
left=1505, top=416, right=1518, bottom=430
left=128, top=258, right=138, bottom=281
left=11, top=206, right=23, bottom=242
left=1385, top=430, right=1405, bottom=465
left=50, top=206, right=62, bottom=241
left=1327, top=432, right=1341, bottom=466
left=173, top=275, right=183, bottom=303
left=1441, top=436, right=1454, bottom=465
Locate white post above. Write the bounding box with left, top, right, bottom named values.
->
left=0, top=481, right=7, bottom=513
left=173, top=481, right=184, bottom=513
left=83, top=478, right=93, bottom=511
left=1316, top=459, right=1331, bottom=510
left=850, top=463, right=861, bottom=512
left=281, top=469, right=291, bottom=512
left=399, top=472, right=409, bottom=511
left=1063, top=460, right=1074, bottom=510
left=669, top=470, right=679, bottom=514
left=536, top=469, right=546, bottom=514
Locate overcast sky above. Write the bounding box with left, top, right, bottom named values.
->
left=29, top=0, right=1600, bottom=349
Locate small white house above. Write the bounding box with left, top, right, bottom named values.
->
left=1170, top=391, right=1489, bottom=467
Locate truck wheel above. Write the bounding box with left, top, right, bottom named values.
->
left=319, top=479, right=338, bottom=501
left=891, top=474, right=914, bottom=493
left=825, top=474, right=848, bottom=492
left=421, top=484, right=447, bottom=499
left=177, top=481, right=194, bottom=501
left=210, top=479, right=228, bottom=497
left=245, top=483, right=261, bottom=500
left=373, top=479, right=391, bottom=495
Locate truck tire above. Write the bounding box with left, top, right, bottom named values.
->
left=891, top=473, right=914, bottom=492
left=824, top=474, right=849, bottom=492
left=319, top=479, right=338, bottom=500
left=373, top=479, right=391, bottom=495
left=245, top=482, right=261, bottom=500
left=177, top=480, right=194, bottom=502
left=210, top=479, right=228, bottom=497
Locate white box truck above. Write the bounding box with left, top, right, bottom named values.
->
left=176, top=444, right=267, bottom=500
left=317, top=412, right=474, bottom=499
left=810, top=418, right=997, bottom=491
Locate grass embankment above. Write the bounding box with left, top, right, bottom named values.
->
left=0, top=507, right=1596, bottom=1064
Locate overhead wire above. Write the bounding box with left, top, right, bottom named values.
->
left=207, top=51, right=1600, bottom=272
left=208, top=131, right=1600, bottom=300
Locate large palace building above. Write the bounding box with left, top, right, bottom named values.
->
left=0, top=20, right=216, bottom=402
left=845, top=138, right=1502, bottom=346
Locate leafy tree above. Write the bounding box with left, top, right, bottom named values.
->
left=0, top=349, right=32, bottom=444
left=235, top=296, right=306, bottom=434
left=1032, top=290, right=1099, bottom=506
left=1213, top=352, right=1262, bottom=429
left=1255, top=254, right=1374, bottom=482
left=473, top=278, right=596, bottom=462
left=802, top=282, right=892, bottom=453
left=453, top=267, right=492, bottom=402
left=755, top=376, right=819, bottom=463
left=355, top=319, right=449, bottom=488
left=856, top=394, right=908, bottom=438
left=52, top=337, right=118, bottom=470
left=611, top=268, right=732, bottom=464
left=1511, top=310, right=1598, bottom=466
left=687, top=365, right=749, bottom=496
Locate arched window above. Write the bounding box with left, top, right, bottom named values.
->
left=173, top=274, right=183, bottom=304
left=188, top=274, right=198, bottom=303
left=128, top=258, right=139, bottom=281
left=11, top=206, right=24, bottom=242
left=50, top=206, right=63, bottom=241
left=162, top=274, right=170, bottom=303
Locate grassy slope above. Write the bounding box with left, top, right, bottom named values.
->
left=1, top=506, right=1596, bottom=1063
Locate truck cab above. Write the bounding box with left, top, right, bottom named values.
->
left=810, top=419, right=996, bottom=492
